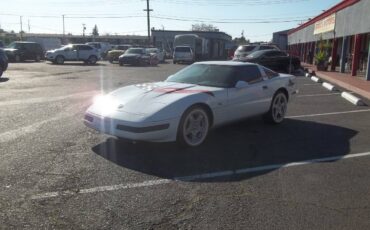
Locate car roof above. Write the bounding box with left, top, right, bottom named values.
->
left=13, top=41, right=38, bottom=44
left=196, top=61, right=257, bottom=66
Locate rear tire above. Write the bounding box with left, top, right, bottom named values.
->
left=263, top=91, right=288, bottom=124
left=177, top=105, right=210, bottom=147
left=119, top=61, right=124, bottom=66
left=0, top=66, right=3, bottom=77
left=35, top=54, right=41, bottom=62
left=286, top=63, right=295, bottom=74
left=14, top=54, right=21, bottom=62
left=55, top=55, right=64, bottom=64
left=87, top=55, right=97, bottom=65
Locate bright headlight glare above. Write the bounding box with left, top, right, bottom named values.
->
left=93, top=95, right=119, bottom=115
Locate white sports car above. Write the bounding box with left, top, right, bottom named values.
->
left=84, top=61, right=297, bottom=147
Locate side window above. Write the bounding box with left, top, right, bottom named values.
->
left=264, top=51, right=280, bottom=57
left=79, top=45, right=93, bottom=50
left=236, top=66, right=263, bottom=84
left=262, top=67, right=279, bottom=79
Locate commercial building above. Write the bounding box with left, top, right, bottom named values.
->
left=272, top=29, right=290, bottom=51
left=151, top=29, right=232, bottom=59
left=288, top=0, right=370, bottom=80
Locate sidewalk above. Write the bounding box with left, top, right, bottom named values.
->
left=302, top=63, right=370, bottom=100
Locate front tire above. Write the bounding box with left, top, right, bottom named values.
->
left=264, top=91, right=288, bottom=124
left=35, top=54, right=41, bottom=62
left=177, top=105, right=210, bottom=147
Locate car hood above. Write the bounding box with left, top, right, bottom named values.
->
left=88, top=81, right=220, bottom=120
left=3, top=48, right=17, bottom=52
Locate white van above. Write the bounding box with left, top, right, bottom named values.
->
left=173, top=46, right=194, bottom=64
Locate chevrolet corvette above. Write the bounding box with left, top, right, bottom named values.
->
left=84, top=61, right=297, bottom=147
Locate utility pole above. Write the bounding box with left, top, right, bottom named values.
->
left=20, top=16, right=23, bottom=40
left=143, top=0, right=153, bottom=45
left=28, top=19, right=30, bottom=33
left=82, top=23, right=86, bottom=37
left=62, top=15, right=65, bottom=37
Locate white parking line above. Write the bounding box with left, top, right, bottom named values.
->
left=287, top=108, right=370, bottom=119
left=30, top=151, right=370, bottom=200
left=297, top=92, right=341, bottom=97
left=0, top=112, right=75, bottom=143
left=0, top=91, right=98, bottom=106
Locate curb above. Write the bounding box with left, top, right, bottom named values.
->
left=322, top=82, right=337, bottom=91
left=341, top=92, right=364, bottom=106
left=311, top=76, right=322, bottom=83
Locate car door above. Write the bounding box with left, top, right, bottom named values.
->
left=226, top=65, right=268, bottom=122
left=259, top=51, right=281, bottom=71
left=82, top=45, right=94, bottom=60
left=64, top=45, right=78, bottom=60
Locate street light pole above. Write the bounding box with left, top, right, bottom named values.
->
left=143, top=0, right=153, bottom=45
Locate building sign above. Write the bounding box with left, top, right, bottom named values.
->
left=314, top=14, right=336, bottom=35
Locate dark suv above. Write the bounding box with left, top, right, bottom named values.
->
left=236, top=49, right=301, bottom=73
left=4, top=41, right=44, bottom=62
left=0, top=48, right=8, bottom=77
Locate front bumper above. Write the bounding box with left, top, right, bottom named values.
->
left=119, top=57, right=141, bottom=65
left=84, top=112, right=179, bottom=142
left=173, top=57, right=193, bottom=62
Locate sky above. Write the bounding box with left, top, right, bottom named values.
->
left=0, top=0, right=341, bottom=42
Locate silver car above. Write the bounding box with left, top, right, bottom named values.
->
left=45, top=44, right=100, bottom=65
left=173, top=46, right=194, bottom=64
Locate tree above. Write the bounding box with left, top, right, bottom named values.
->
left=92, top=25, right=99, bottom=36
left=233, top=30, right=250, bottom=45
left=191, top=23, right=219, bottom=32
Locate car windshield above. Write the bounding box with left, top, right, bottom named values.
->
left=6, top=42, right=20, bottom=49
left=117, top=45, right=130, bottom=50
left=125, top=48, right=144, bottom=54
left=166, top=64, right=236, bottom=88
left=237, top=45, right=255, bottom=52
left=146, top=48, right=158, bottom=53
left=247, top=50, right=266, bottom=58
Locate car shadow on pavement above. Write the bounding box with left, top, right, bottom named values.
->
left=92, top=118, right=357, bottom=182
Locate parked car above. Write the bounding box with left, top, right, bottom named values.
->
left=173, top=46, right=194, bottom=64
left=0, top=48, right=8, bottom=78
left=146, top=48, right=165, bottom=63
left=235, top=49, right=301, bottom=73
left=3, top=41, right=43, bottom=62
left=118, top=48, right=158, bottom=66
left=86, top=42, right=111, bottom=59
left=84, top=61, right=297, bottom=147
left=45, top=44, right=100, bottom=65
left=233, top=44, right=279, bottom=60
left=107, top=44, right=132, bottom=63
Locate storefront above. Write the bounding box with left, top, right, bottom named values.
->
left=287, top=0, right=370, bottom=80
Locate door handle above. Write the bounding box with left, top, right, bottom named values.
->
left=262, top=85, right=268, bottom=90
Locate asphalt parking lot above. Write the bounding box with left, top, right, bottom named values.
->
left=1, top=61, right=370, bottom=229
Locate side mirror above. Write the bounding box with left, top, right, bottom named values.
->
left=235, top=80, right=249, bottom=88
